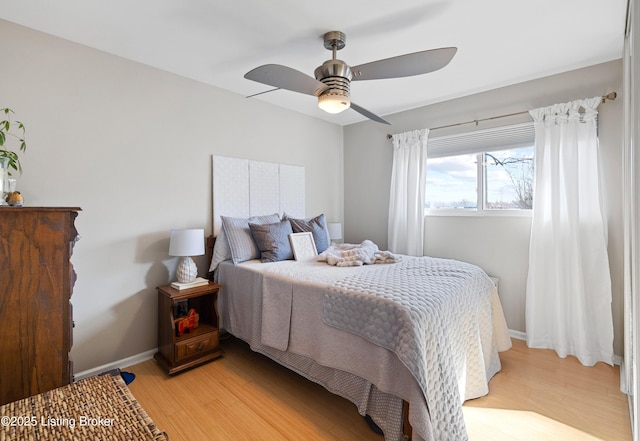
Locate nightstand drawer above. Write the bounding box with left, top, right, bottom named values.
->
left=175, top=331, right=218, bottom=362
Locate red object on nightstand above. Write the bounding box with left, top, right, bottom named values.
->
left=175, top=309, right=200, bottom=336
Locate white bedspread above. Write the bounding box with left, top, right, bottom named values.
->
left=324, top=257, right=503, bottom=440
left=217, top=257, right=511, bottom=441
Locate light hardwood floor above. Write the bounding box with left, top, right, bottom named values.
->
left=126, top=336, right=631, bottom=441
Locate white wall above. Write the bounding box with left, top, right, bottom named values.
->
left=424, top=215, right=532, bottom=338
left=0, top=20, right=344, bottom=372
left=344, top=60, right=624, bottom=355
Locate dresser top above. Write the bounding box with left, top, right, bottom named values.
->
left=0, top=206, right=82, bottom=212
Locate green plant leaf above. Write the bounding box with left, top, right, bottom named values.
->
left=0, top=107, right=26, bottom=175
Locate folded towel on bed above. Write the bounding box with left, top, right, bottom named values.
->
left=319, top=240, right=400, bottom=266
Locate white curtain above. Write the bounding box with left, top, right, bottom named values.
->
left=526, top=97, right=614, bottom=366
left=388, top=129, right=429, bottom=256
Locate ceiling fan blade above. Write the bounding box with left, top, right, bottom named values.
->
left=351, top=47, right=457, bottom=81
left=246, top=87, right=280, bottom=98
left=350, top=102, right=391, bottom=125
left=244, top=64, right=328, bottom=97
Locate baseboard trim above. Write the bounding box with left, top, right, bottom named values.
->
left=507, top=329, right=622, bottom=366
left=614, top=354, right=623, bottom=367
left=508, top=329, right=527, bottom=341
left=74, top=349, right=156, bottom=381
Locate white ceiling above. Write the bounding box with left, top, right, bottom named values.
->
left=0, top=0, right=628, bottom=126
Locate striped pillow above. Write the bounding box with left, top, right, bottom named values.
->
left=221, top=213, right=281, bottom=264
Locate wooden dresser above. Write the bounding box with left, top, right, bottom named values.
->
left=0, top=207, right=80, bottom=405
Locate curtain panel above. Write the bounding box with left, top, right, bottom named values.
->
left=622, top=0, right=640, bottom=417
left=526, top=97, right=614, bottom=366
left=388, top=129, right=429, bottom=256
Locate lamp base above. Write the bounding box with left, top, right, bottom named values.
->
left=176, top=256, right=198, bottom=283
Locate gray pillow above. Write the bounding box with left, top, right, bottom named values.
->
left=221, top=213, right=281, bottom=264
left=249, top=220, right=294, bottom=262
left=286, top=213, right=330, bottom=253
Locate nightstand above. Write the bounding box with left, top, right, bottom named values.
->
left=154, top=282, right=223, bottom=374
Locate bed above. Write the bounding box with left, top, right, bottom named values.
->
left=208, top=225, right=511, bottom=441
left=208, top=156, right=511, bottom=441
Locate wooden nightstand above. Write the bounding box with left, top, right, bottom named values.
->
left=154, top=282, right=223, bottom=374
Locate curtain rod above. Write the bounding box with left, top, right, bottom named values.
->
left=386, top=91, right=617, bottom=140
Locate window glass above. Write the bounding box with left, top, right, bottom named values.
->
left=426, top=153, right=477, bottom=209
left=484, top=146, right=534, bottom=209
left=426, top=146, right=534, bottom=212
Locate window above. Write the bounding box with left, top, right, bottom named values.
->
left=483, top=148, right=534, bottom=209
left=425, top=123, right=535, bottom=213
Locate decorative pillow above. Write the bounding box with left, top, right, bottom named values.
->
left=285, top=213, right=330, bottom=254
left=249, top=220, right=294, bottom=262
left=221, top=213, right=281, bottom=264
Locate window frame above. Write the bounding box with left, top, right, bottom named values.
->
left=424, top=122, right=535, bottom=217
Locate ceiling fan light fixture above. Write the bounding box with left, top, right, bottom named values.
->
left=244, top=30, right=454, bottom=124
left=318, top=92, right=351, bottom=114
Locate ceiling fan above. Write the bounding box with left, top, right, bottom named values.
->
left=244, top=31, right=457, bottom=125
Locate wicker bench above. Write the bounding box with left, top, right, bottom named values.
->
left=0, top=372, right=167, bottom=441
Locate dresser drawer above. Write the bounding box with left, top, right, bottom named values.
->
left=175, top=331, right=218, bottom=362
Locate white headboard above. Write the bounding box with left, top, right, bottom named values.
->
left=212, top=155, right=305, bottom=235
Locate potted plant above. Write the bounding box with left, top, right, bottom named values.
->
left=0, top=107, right=27, bottom=176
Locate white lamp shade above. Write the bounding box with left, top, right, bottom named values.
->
left=327, top=222, right=343, bottom=241
left=169, top=229, right=205, bottom=257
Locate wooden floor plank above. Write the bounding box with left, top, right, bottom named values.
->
left=464, top=339, right=631, bottom=441
left=126, top=336, right=631, bottom=441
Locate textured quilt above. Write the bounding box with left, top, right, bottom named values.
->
left=323, top=256, right=499, bottom=441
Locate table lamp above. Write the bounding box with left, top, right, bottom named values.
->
left=169, top=228, right=205, bottom=283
